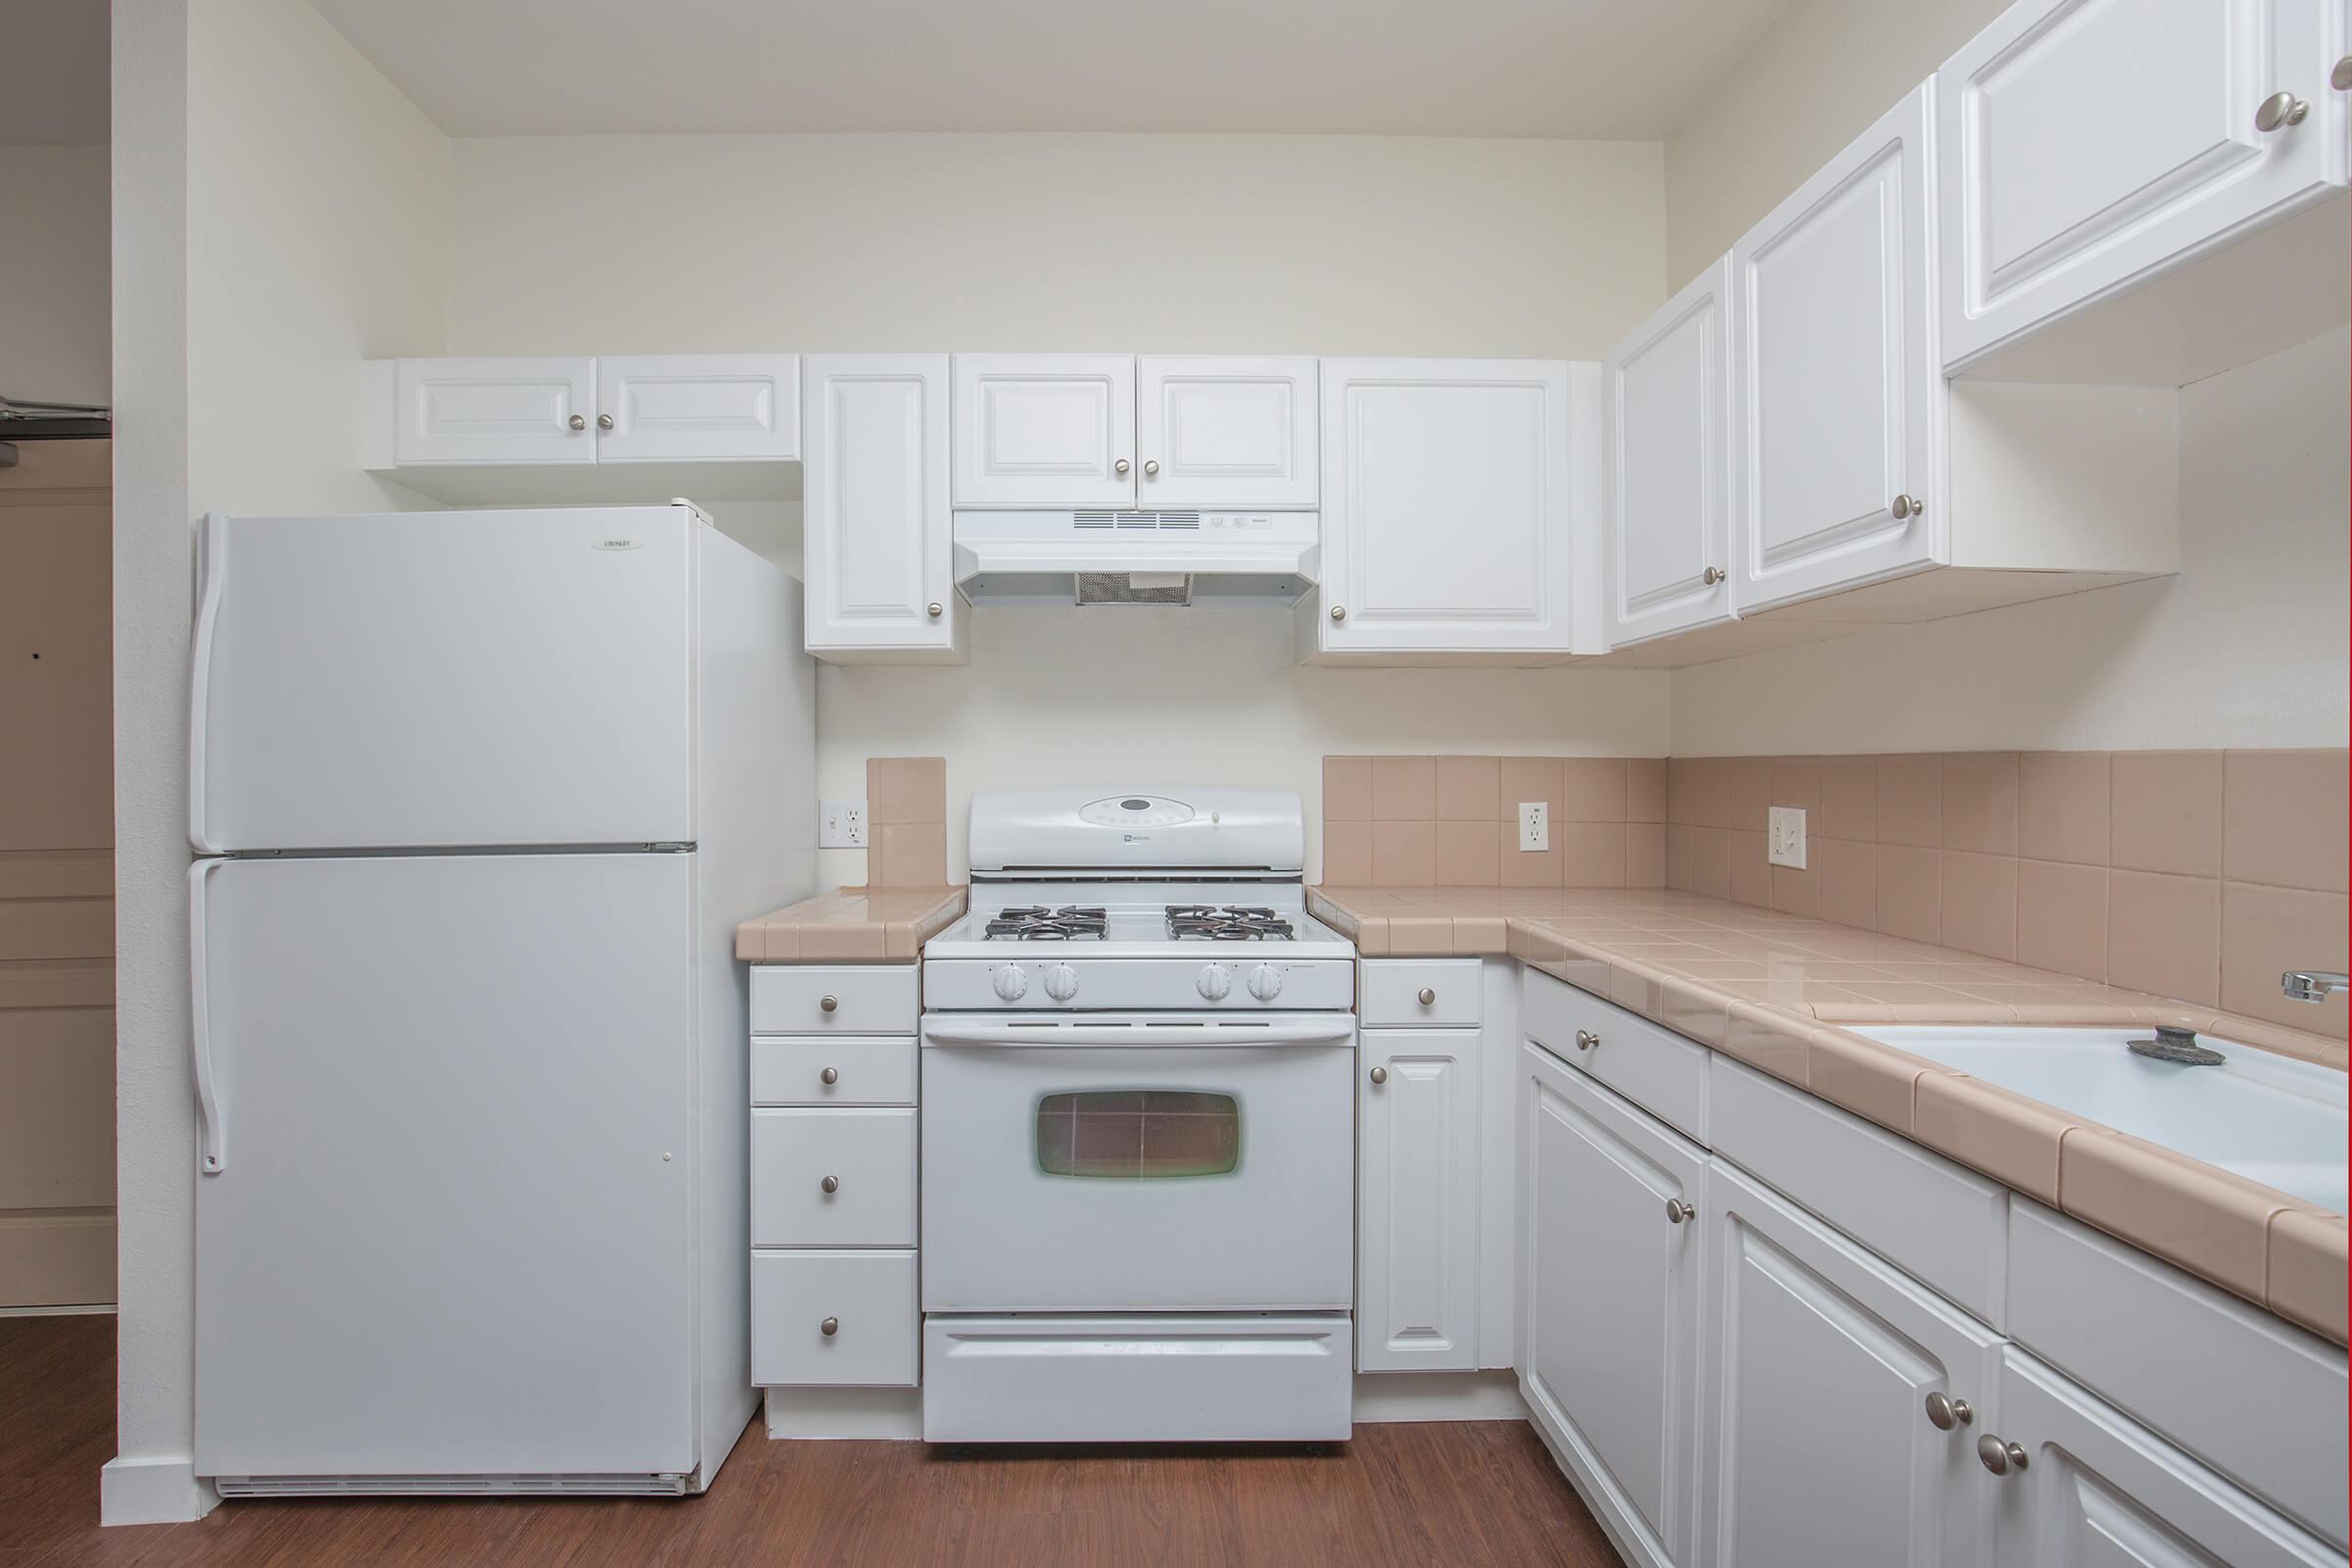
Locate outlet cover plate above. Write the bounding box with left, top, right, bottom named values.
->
left=1518, top=801, right=1550, bottom=853
left=1768, top=806, right=1807, bottom=869
left=821, top=799, right=868, bottom=850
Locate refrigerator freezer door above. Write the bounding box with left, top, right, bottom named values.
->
left=191, top=506, right=694, bottom=853
left=192, top=852, right=699, bottom=1482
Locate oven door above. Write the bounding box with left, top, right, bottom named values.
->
left=919, top=1013, right=1355, bottom=1312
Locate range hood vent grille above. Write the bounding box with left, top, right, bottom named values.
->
left=1073, top=511, right=1202, bottom=531
left=1076, top=572, right=1192, bottom=606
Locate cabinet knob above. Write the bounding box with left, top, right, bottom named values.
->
left=1925, top=1392, right=1974, bottom=1431
left=1977, top=1435, right=2029, bottom=1476
left=820, top=1174, right=839, bottom=1194
left=567, top=414, right=587, bottom=431
left=819, top=1066, right=839, bottom=1086
left=927, top=602, right=944, bottom=618
left=2333, top=56, right=2352, bottom=92
left=1575, top=1029, right=1600, bottom=1052
left=820, top=994, right=839, bottom=1013
left=1115, top=458, right=1131, bottom=474
left=1143, top=460, right=1160, bottom=476
left=1417, top=987, right=1437, bottom=1005
left=1369, top=1065, right=1389, bottom=1085
left=1702, top=566, right=1725, bottom=586
left=596, top=413, right=614, bottom=430
left=820, top=1316, right=839, bottom=1338
left=1330, top=605, right=1347, bottom=622
left=2255, top=90, right=2310, bottom=132
left=1890, top=493, right=1925, bottom=520
left=1665, top=1197, right=1694, bottom=1225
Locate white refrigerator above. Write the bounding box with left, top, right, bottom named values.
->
left=186, top=502, right=813, bottom=1495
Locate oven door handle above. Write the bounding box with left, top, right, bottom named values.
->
left=921, top=1021, right=1356, bottom=1049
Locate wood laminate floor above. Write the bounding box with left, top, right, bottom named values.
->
left=2, top=1314, right=1622, bottom=1567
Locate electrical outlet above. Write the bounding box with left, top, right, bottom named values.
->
left=1518, top=801, right=1549, bottom=853
left=1768, top=806, right=1807, bottom=869
left=820, top=799, right=867, bottom=849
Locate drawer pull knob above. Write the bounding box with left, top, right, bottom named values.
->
left=596, top=413, right=615, bottom=430
left=1665, top=1197, right=1694, bottom=1225
left=1369, top=1065, right=1389, bottom=1085
left=2255, top=90, right=2310, bottom=132
left=1925, top=1392, right=1974, bottom=1431
left=567, top=413, right=587, bottom=431
left=1977, top=1435, right=2029, bottom=1476
left=819, top=1066, right=840, bottom=1085
left=1890, top=493, right=1925, bottom=520
left=1416, top=987, right=1436, bottom=1005
left=1575, top=1029, right=1600, bottom=1052
left=1115, top=458, right=1131, bottom=474
left=820, top=1174, right=840, bottom=1194
left=819, top=995, right=840, bottom=1013
left=820, top=1317, right=839, bottom=1338
left=1702, top=565, right=1725, bottom=586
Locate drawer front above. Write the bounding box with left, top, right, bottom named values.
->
left=1522, top=968, right=1709, bottom=1145
left=751, top=1037, right=918, bottom=1106
left=2008, top=1200, right=2348, bottom=1548
left=752, top=1250, right=917, bottom=1387
left=750, top=1107, right=916, bottom=1247
left=1709, top=1056, right=2008, bottom=1327
left=1360, top=959, right=1483, bottom=1028
left=751, top=965, right=918, bottom=1036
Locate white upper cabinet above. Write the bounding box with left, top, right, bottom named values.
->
left=392, top=358, right=598, bottom=466
left=1358, top=1029, right=1481, bottom=1373
left=803, top=355, right=961, bottom=663
left=1603, top=256, right=1736, bottom=649
left=1310, top=359, right=1583, bottom=659
left=1731, top=80, right=1941, bottom=615
left=950, top=354, right=1137, bottom=509
left=1135, top=356, right=1319, bottom=510
left=594, top=354, right=800, bottom=464
left=1938, top=0, right=2348, bottom=373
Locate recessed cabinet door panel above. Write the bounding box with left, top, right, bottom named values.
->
left=1358, top=1029, right=1480, bottom=1370
left=1136, top=356, right=1318, bottom=509
left=952, top=354, right=1135, bottom=509
left=392, top=357, right=597, bottom=466
left=595, top=354, right=800, bottom=463
left=1604, top=256, right=1735, bottom=648
left=1732, top=83, right=1939, bottom=613
left=1520, top=1045, right=1706, bottom=1565
left=1320, top=360, right=1573, bottom=653
left=1940, top=0, right=2344, bottom=370
left=804, top=355, right=956, bottom=655
left=1988, top=1350, right=2340, bottom=1568
left=1698, top=1159, right=2003, bottom=1568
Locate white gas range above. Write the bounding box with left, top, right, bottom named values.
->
left=917, top=788, right=1359, bottom=1444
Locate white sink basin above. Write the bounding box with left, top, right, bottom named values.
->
left=1856, top=1026, right=2349, bottom=1212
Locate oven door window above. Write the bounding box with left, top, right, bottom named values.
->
left=1034, top=1090, right=1241, bottom=1179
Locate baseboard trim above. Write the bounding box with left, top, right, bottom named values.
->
left=762, top=1387, right=924, bottom=1441
left=101, top=1455, right=220, bottom=1526
left=1351, top=1369, right=1527, bottom=1423
left=0, top=1301, right=116, bottom=1317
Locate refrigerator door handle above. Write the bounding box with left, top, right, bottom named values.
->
left=189, top=858, right=225, bottom=1173
left=187, top=512, right=227, bottom=856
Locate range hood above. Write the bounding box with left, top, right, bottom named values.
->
left=954, top=510, right=1319, bottom=607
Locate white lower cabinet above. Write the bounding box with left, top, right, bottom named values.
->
left=751, top=1250, right=918, bottom=1388
left=1521, top=1043, right=1706, bottom=1568
left=1357, top=1027, right=1481, bottom=1370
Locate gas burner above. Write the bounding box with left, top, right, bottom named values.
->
left=984, top=905, right=1109, bottom=941
left=1166, top=905, right=1296, bottom=942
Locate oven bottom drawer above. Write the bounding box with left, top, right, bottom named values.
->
left=921, top=1314, right=1353, bottom=1443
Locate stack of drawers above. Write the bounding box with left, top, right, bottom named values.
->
left=748, top=965, right=921, bottom=1390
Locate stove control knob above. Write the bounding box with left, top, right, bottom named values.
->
left=992, top=966, right=1029, bottom=1003
left=1196, top=965, right=1233, bottom=1002
left=1044, top=964, right=1081, bottom=1003
left=1248, top=963, right=1284, bottom=1003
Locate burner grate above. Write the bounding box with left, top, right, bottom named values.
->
left=983, top=905, right=1109, bottom=941
left=1166, top=904, right=1295, bottom=942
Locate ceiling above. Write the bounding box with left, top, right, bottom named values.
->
left=0, top=1, right=108, bottom=144
left=307, top=0, right=1793, bottom=140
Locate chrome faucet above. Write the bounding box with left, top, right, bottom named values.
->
left=2282, top=970, right=2351, bottom=1002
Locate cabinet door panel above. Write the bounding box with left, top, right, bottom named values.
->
left=1319, top=360, right=1575, bottom=653
left=1359, top=1029, right=1479, bottom=1370
left=1699, top=1158, right=2003, bottom=1568
left=595, top=354, right=799, bottom=463
left=392, top=358, right=596, bottom=466
left=952, top=354, right=1135, bottom=509
left=1732, top=83, right=1939, bottom=612
left=1940, top=0, right=2344, bottom=369
left=1604, top=256, right=1735, bottom=647
left=1521, top=1044, right=1705, bottom=1564
left=1136, top=356, right=1318, bottom=509
left=804, top=355, right=957, bottom=656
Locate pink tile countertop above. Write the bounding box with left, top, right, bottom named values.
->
left=734, top=886, right=967, bottom=963
left=1312, top=884, right=2349, bottom=1346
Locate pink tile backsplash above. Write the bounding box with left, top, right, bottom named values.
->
left=1327, top=756, right=1668, bottom=891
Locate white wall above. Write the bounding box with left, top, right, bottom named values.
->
left=1671, top=331, right=2350, bottom=758
left=0, top=144, right=111, bottom=405
left=107, top=0, right=448, bottom=1524
left=444, top=131, right=1675, bottom=882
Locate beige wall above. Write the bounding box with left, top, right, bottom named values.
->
left=0, top=144, right=111, bottom=407
left=1661, top=0, right=2006, bottom=288
left=443, top=130, right=1676, bottom=883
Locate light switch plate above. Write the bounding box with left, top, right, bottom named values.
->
left=1768, top=806, right=1807, bottom=869
left=820, top=799, right=867, bottom=849
left=1518, top=801, right=1549, bottom=853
